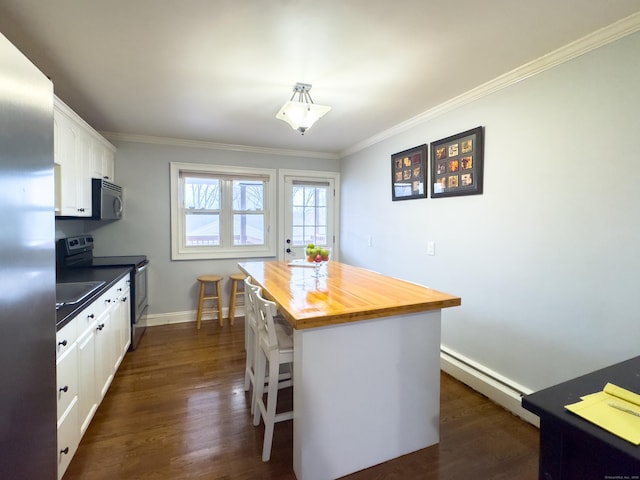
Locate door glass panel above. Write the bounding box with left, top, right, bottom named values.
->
left=291, top=185, right=330, bottom=247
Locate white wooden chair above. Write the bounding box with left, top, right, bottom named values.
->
left=251, top=288, right=294, bottom=462
left=243, top=278, right=261, bottom=414
left=243, top=277, right=292, bottom=417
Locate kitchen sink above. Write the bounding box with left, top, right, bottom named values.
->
left=56, top=281, right=105, bottom=309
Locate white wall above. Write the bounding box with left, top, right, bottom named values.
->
left=340, top=31, right=640, bottom=392
left=87, top=141, right=339, bottom=317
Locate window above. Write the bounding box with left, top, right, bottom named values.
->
left=170, top=162, right=276, bottom=260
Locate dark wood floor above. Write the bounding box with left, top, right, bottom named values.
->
left=63, top=320, right=540, bottom=480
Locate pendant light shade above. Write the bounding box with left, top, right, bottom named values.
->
left=276, top=83, right=331, bottom=135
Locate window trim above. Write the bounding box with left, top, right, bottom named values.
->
left=170, top=162, right=276, bottom=260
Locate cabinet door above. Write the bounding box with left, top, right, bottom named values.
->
left=76, top=130, right=93, bottom=217
left=55, top=111, right=80, bottom=216
left=90, top=139, right=104, bottom=179
left=77, top=326, right=97, bottom=435
left=57, top=398, right=79, bottom=480
left=56, top=343, right=78, bottom=421
left=102, top=148, right=115, bottom=182
left=113, top=286, right=131, bottom=369
left=94, top=306, right=115, bottom=399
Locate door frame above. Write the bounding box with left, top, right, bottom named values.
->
left=278, top=169, right=341, bottom=262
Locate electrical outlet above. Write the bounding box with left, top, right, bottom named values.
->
left=427, top=241, right=435, bottom=256
left=367, top=235, right=373, bottom=247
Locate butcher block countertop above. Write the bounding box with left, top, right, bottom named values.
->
left=238, top=260, right=461, bottom=330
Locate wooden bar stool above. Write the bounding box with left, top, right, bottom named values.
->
left=228, top=273, right=246, bottom=326
left=196, top=275, right=224, bottom=329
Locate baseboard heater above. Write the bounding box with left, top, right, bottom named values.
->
left=440, top=346, right=540, bottom=427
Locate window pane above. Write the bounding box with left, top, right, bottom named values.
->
left=185, top=178, right=220, bottom=209
left=186, top=213, right=219, bottom=246
left=233, top=213, right=265, bottom=245
left=233, top=180, right=264, bottom=210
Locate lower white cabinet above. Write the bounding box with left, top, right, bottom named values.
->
left=56, top=275, right=130, bottom=479
left=56, top=320, right=79, bottom=480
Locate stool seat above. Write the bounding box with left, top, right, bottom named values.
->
left=196, top=275, right=224, bottom=329
left=228, top=272, right=247, bottom=326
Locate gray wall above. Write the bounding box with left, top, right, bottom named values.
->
left=86, top=141, right=339, bottom=315
left=340, top=31, right=640, bottom=392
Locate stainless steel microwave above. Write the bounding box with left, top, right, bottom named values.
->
left=91, top=179, right=123, bottom=220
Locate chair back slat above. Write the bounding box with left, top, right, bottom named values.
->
left=253, top=289, right=280, bottom=350
left=244, top=277, right=260, bottom=329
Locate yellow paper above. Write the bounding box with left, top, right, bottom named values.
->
left=565, top=383, right=640, bottom=445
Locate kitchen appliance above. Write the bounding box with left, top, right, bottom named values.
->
left=58, top=235, right=148, bottom=350
left=92, top=178, right=123, bottom=220
left=0, top=33, right=57, bottom=479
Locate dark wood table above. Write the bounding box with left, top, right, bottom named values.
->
left=522, top=356, right=640, bottom=480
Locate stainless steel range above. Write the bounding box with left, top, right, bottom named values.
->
left=58, top=234, right=148, bottom=350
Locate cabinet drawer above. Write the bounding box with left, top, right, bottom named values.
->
left=76, top=305, right=100, bottom=339
left=56, top=343, right=78, bottom=420
left=57, top=397, right=79, bottom=480
left=56, top=320, right=77, bottom=360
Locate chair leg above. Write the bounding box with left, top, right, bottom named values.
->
left=253, top=349, right=266, bottom=427
left=216, top=280, right=224, bottom=327
left=229, top=280, right=238, bottom=326
left=262, top=352, right=280, bottom=462
left=196, top=282, right=206, bottom=330
left=243, top=326, right=254, bottom=392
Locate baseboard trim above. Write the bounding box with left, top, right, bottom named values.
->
left=440, top=346, right=540, bottom=427
left=142, top=307, right=246, bottom=327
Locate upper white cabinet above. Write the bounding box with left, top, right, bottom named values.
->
left=54, top=97, right=116, bottom=217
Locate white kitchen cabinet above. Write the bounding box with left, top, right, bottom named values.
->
left=112, top=283, right=131, bottom=369
left=56, top=398, right=79, bottom=480
left=56, top=274, right=131, bottom=479
left=53, top=97, right=116, bottom=217
left=94, top=300, right=115, bottom=399
left=102, top=148, right=115, bottom=182
left=56, top=320, right=80, bottom=480
left=54, top=109, right=83, bottom=216
left=92, top=137, right=115, bottom=182
left=77, top=324, right=97, bottom=436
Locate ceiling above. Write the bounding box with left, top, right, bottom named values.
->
left=1, top=1, right=640, bottom=157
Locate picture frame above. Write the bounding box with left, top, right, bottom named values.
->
left=391, top=144, right=427, bottom=201
left=430, top=126, right=484, bottom=198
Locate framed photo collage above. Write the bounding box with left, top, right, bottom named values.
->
left=391, top=126, right=484, bottom=201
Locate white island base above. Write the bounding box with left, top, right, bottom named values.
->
left=292, top=310, right=442, bottom=480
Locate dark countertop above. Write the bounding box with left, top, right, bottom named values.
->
left=56, top=267, right=132, bottom=330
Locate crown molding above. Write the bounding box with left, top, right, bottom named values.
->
left=101, top=132, right=340, bottom=160
left=340, top=11, right=640, bottom=158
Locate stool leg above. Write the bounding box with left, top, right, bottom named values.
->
left=216, top=280, right=224, bottom=327
left=196, top=281, right=205, bottom=330
left=229, top=280, right=238, bottom=326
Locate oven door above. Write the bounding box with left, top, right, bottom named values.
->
left=134, top=261, right=148, bottom=322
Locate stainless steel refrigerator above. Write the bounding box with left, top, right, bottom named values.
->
left=0, top=32, right=57, bottom=479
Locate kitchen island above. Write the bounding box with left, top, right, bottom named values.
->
left=238, top=260, right=461, bottom=480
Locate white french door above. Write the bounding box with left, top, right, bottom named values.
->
left=279, top=170, right=340, bottom=261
